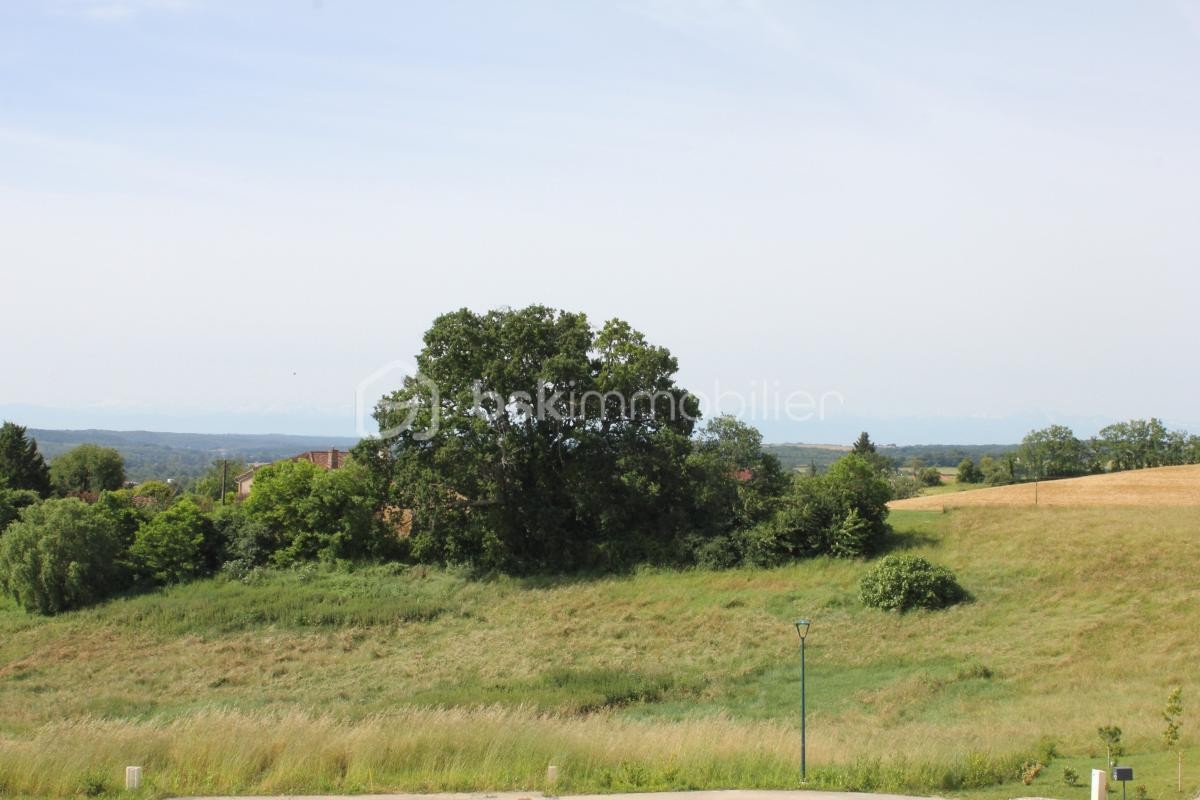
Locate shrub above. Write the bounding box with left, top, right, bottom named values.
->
left=957, top=457, right=983, bottom=484
left=829, top=508, right=874, bottom=558
left=1098, top=725, right=1124, bottom=766
left=1063, top=766, right=1080, bottom=787
left=0, top=478, right=40, bottom=532
left=0, top=498, right=129, bottom=613
left=692, top=534, right=740, bottom=570
left=859, top=555, right=967, bottom=612
left=130, top=498, right=216, bottom=585
left=918, top=467, right=942, bottom=487
left=132, top=480, right=176, bottom=506
left=888, top=473, right=923, bottom=500
left=210, top=503, right=269, bottom=565
left=733, top=521, right=793, bottom=568
left=1035, top=735, right=1059, bottom=764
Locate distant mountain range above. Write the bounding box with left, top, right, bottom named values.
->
left=28, top=429, right=360, bottom=483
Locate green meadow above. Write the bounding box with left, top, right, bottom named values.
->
left=1, top=506, right=1197, bottom=799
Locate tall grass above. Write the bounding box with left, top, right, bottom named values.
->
left=0, top=707, right=1033, bottom=798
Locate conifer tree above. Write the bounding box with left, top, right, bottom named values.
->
left=0, top=422, right=51, bottom=497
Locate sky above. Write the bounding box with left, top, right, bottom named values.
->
left=2, top=0, right=1199, bottom=444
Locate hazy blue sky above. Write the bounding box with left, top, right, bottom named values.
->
left=2, top=1, right=1198, bottom=443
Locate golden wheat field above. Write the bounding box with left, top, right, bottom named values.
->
left=889, top=464, right=1200, bottom=510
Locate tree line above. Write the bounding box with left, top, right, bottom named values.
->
left=954, top=419, right=1200, bottom=486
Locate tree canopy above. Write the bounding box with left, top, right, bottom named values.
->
left=49, top=444, right=126, bottom=496
left=368, top=306, right=702, bottom=572
left=0, top=422, right=51, bottom=497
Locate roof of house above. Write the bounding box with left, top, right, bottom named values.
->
left=292, top=449, right=351, bottom=470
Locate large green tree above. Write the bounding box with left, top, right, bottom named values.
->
left=1096, top=418, right=1181, bottom=471
left=1016, top=424, right=1087, bottom=479
left=0, top=422, right=51, bottom=497
left=49, top=444, right=126, bottom=496
left=368, top=306, right=699, bottom=572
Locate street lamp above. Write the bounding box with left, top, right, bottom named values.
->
left=794, top=618, right=811, bottom=782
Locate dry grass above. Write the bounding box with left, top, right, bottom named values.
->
left=889, top=464, right=1200, bottom=510
left=0, top=707, right=810, bottom=798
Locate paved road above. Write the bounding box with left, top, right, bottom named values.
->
left=171, top=790, right=947, bottom=800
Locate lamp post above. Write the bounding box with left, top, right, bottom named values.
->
left=794, top=618, right=811, bottom=782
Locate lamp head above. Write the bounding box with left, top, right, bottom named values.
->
left=794, top=618, right=811, bottom=640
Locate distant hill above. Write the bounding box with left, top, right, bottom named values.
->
left=28, top=429, right=360, bottom=483
left=765, top=442, right=1017, bottom=473
left=24, top=428, right=1013, bottom=484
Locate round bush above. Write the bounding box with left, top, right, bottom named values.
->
left=0, top=498, right=127, bottom=614
left=859, top=554, right=967, bottom=611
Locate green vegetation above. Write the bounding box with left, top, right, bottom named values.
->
left=49, top=443, right=126, bottom=495
left=1163, top=687, right=1184, bottom=791
left=0, top=422, right=51, bottom=497
left=1000, top=419, right=1200, bottom=487
left=858, top=554, right=967, bottom=612
left=0, top=498, right=129, bottom=613
left=241, top=459, right=389, bottom=565
left=0, top=506, right=1198, bottom=798
left=0, top=478, right=40, bottom=531
left=1100, top=725, right=1125, bottom=767
left=3, top=309, right=1200, bottom=798
left=957, top=458, right=983, bottom=485
left=130, top=499, right=215, bottom=585
left=366, top=307, right=886, bottom=573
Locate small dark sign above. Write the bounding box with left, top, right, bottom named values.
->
left=1113, top=767, right=1134, bottom=782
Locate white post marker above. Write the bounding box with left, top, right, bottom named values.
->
left=125, top=766, right=143, bottom=791
left=1091, top=768, right=1108, bottom=800
left=547, top=764, right=559, bottom=785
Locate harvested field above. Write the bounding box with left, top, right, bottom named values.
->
left=889, top=463, right=1200, bottom=509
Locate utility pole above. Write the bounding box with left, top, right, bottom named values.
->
left=220, top=459, right=228, bottom=504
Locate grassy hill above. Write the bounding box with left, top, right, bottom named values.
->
left=2, top=506, right=1198, bottom=799
left=891, top=464, right=1200, bottom=510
